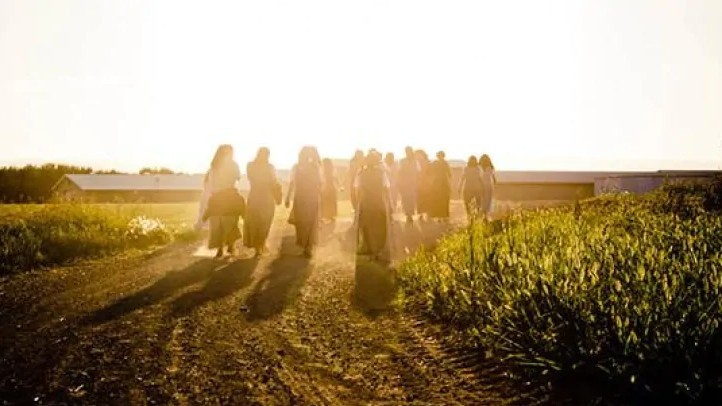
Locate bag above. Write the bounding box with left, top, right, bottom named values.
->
left=273, top=182, right=283, bottom=205
left=203, top=188, right=246, bottom=220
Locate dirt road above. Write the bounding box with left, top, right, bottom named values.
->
left=0, top=210, right=512, bottom=405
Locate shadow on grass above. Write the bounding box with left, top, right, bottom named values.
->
left=244, top=236, right=312, bottom=321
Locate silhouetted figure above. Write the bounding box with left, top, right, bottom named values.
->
left=479, top=154, right=497, bottom=220
left=397, top=146, right=419, bottom=223
left=286, top=146, right=322, bottom=257
left=355, top=151, right=391, bottom=261
left=458, top=155, right=483, bottom=219
left=415, top=149, right=432, bottom=221
left=384, top=152, right=398, bottom=216
left=321, top=158, right=339, bottom=223
left=428, top=151, right=452, bottom=221
left=244, top=147, right=278, bottom=257
left=347, top=150, right=365, bottom=212
left=206, top=144, right=242, bottom=257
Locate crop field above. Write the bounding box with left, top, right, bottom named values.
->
left=0, top=203, right=199, bottom=229
left=398, top=180, right=722, bottom=404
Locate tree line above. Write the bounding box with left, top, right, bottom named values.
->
left=0, top=164, right=178, bottom=203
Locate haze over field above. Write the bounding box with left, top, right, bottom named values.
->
left=1, top=0, right=720, bottom=172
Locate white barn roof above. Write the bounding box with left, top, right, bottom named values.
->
left=56, top=174, right=250, bottom=191
left=60, top=174, right=206, bottom=191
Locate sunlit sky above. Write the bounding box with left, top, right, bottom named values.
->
left=1, top=0, right=721, bottom=173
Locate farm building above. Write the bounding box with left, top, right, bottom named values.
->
left=594, top=171, right=722, bottom=195
left=487, top=171, right=622, bottom=201
left=52, top=174, right=249, bottom=203
left=313, top=159, right=623, bottom=201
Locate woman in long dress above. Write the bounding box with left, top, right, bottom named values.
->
left=414, top=149, right=432, bottom=221
left=244, top=147, right=278, bottom=257
left=206, top=144, right=242, bottom=257
left=428, top=151, right=452, bottom=221
left=285, top=146, right=322, bottom=257
left=458, top=155, right=483, bottom=220
left=479, top=154, right=497, bottom=221
left=347, top=150, right=365, bottom=214
left=384, top=152, right=398, bottom=216
left=321, top=158, right=339, bottom=224
left=355, top=151, right=391, bottom=261
left=397, top=146, right=418, bottom=223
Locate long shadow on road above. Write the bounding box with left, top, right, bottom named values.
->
left=85, top=259, right=217, bottom=325
left=244, top=236, right=311, bottom=322
left=170, top=257, right=259, bottom=317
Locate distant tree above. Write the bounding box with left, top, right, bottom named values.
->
left=139, top=167, right=175, bottom=175
left=0, top=163, right=95, bottom=203
left=94, top=169, right=125, bottom=174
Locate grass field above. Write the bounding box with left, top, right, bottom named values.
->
left=0, top=203, right=203, bottom=274
left=0, top=203, right=199, bottom=230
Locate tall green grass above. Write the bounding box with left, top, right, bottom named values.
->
left=398, top=180, right=722, bottom=404
left=0, top=204, right=196, bottom=274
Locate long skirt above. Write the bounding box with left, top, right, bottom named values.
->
left=244, top=194, right=275, bottom=250
left=293, top=197, right=319, bottom=251
left=429, top=188, right=450, bottom=219
left=463, top=187, right=483, bottom=216
left=208, top=215, right=240, bottom=249
left=359, top=207, right=388, bottom=257
left=321, top=187, right=338, bottom=220
left=399, top=186, right=417, bottom=217
left=480, top=186, right=494, bottom=218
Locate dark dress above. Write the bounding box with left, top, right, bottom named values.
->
left=357, top=164, right=389, bottom=257
left=462, top=166, right=483, bottom=214
left=321, top=172, right=338, bottom=220
left=347, top=157, right=363, bottom=211
left=416, top=161, right=432, bottom=216
left=207, top=161, right=242, bottom=249
left=244, top=161, right=277, bottom=250
left=292, top=162, right=321, bottom=251
left=428, top=160, right=451, bottom=218
left=397, top=157, right=418, bottom=217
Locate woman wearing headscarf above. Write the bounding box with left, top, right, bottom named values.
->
left=321, top=158, right=339, bottom=224
left=397, top=146, right=418, bottom=223
left=244, top=147, right=279, bottom=257
left=355, top=151, right=391, bottom=261
left=414, top=149, right=432, bottom=221
left=458, top=155, right=483, bottom=220
left=205, top=144, right=243, bottom=257
left=347, top=150, right=365, bottom=213
left=384, top=152, right=398, bottom=216
left=285, top=146, right=322, bottom=257
left=479, top=154, right=497, bottom=221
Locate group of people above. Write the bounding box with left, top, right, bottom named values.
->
left=196, top=144, right=496, bottom=260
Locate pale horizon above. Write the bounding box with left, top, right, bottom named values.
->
left=1, top=0, right=721, bottom=173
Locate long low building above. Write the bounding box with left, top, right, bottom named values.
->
left=50, top=170, right=721, bottom=203
left=52, top=174, right=248, bottom=203
left=594, top=171, right=722, bottom=195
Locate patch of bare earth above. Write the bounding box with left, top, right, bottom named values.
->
left=0, top=211, right=514, bottom=405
